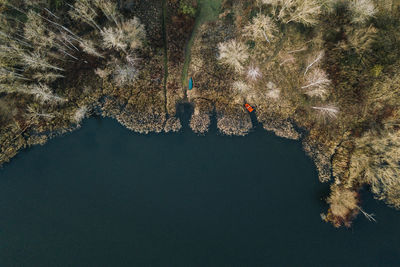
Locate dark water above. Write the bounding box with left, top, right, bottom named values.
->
left=0, top=118, right=399, bottom=266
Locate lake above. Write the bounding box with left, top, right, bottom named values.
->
left=0, top=117, right=399, bottom=266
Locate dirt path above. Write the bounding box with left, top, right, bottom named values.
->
left=181, top=0, right=222, bottom=97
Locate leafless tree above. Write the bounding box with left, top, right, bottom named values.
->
left=120, top=17, right=146, bottom=51
left=33, top=72, right=65, bottom=83
left=113, top=64, right=138, bottom=86
left=26, top=105, right=55, bottom=120
left=301, top=68, right=330, bottom=99
left=0, top=68, right=29, bottom=82
left=247, top=65, right=262, bottom=80
left=217, top=39, right=249, bottom=73
left=358, top=207, right=377, bottom=222
left=262, top=0, right=322, bottom=26
left=304, top=50, right=324, bottom=75
left=29, top=83, right=67, bottom=104
left=101, top=17, right=145, bottom=53
left=101, top=26, right=125, bottom=51
left=349, top=0, right=376, bottom=24
left=93, top=0, right=119, bottom=26
left=23, top=11, right=52, bottom=48
left=243, top=13, right=278, bottom=43
left=233, top=80, right=251, bottom=94
left=266, top=88, right=280, bottom=99
left=312, top=105, right=339, bottom=119
left=79, top=39, right=103, bottom=58
left=279, top=53, right=296, bottom=66
left=22, top=51, right=64, bottom=71
left=68, top=0, right=101, bottom=31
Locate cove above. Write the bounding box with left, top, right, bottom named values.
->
left=0, top=118, right=400, bottom=266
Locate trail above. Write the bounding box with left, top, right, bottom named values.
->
left=181, top=0, right=222, bottom=97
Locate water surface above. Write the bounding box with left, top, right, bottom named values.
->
left=0, top=118, right=399, bottom=266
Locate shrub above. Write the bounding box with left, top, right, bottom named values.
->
left=179, top=0, right=196, bottom=17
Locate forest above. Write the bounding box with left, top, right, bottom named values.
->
left=0, top=0, right=399, bottom=227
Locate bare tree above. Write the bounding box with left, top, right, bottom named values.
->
left=23, top=11, right=51, bottom=48
left=247, top=65, right=262, bottom=80
left=33, top=72, right=65, bottom=83
left=121, top=17, right=146, bottom=51
left=358, top=207, right=377, bottom=222
left=312, top=105, right=339, bottom=119
left=266, top=88, right=280, bottom=99
left=243, top=13, right=278, bottom=43
left=319, top=0, right=341, bottom=14
left=301, top=68, right=331, bottom=99
left=68, top=0, right=101, bottom=31
left=29, top=83, right=67, bottom=104
left=125, top=54, right=141, bottom=66
left=21, top=51, right=64, bottom=71
left=26, top=105, right=55, bottom=120
left=101, top=17, right=145, bottom=53
left=0, top=82, right=66, bottom=104
left=233, top=80, right=251, bottom=94
left=217, top=39, right=249, bottom=73
left=0, top=68, right=29, bottom=82
left=349, top=0, right=376, bottom=24
left=101, top=27, right=125, bottom=51
left=262, top=0, right=322, bottom=26
left=59, top=32, right=80, bottom=52
left=258, top=0, right=278, bottom=5
left=79, top=39, right=103, bottom=58
left=93, top=0, right=119, bottom=26
left=304, top=50, right=324, bottom=75
left=113, top=64, right=138, bottom=86
left=285, top=0, right=322, bottom=26
left=279, top=53, right=296, bottom=66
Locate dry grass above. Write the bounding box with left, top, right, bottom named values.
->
left=326, top=185, right=359, bottom=227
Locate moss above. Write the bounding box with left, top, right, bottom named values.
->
left=179, top=0, right=197, bottom=17
left=371, top=64, right=384, bottom=77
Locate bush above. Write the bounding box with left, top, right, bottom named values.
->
left=179, top=0, right=197, bottom=17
